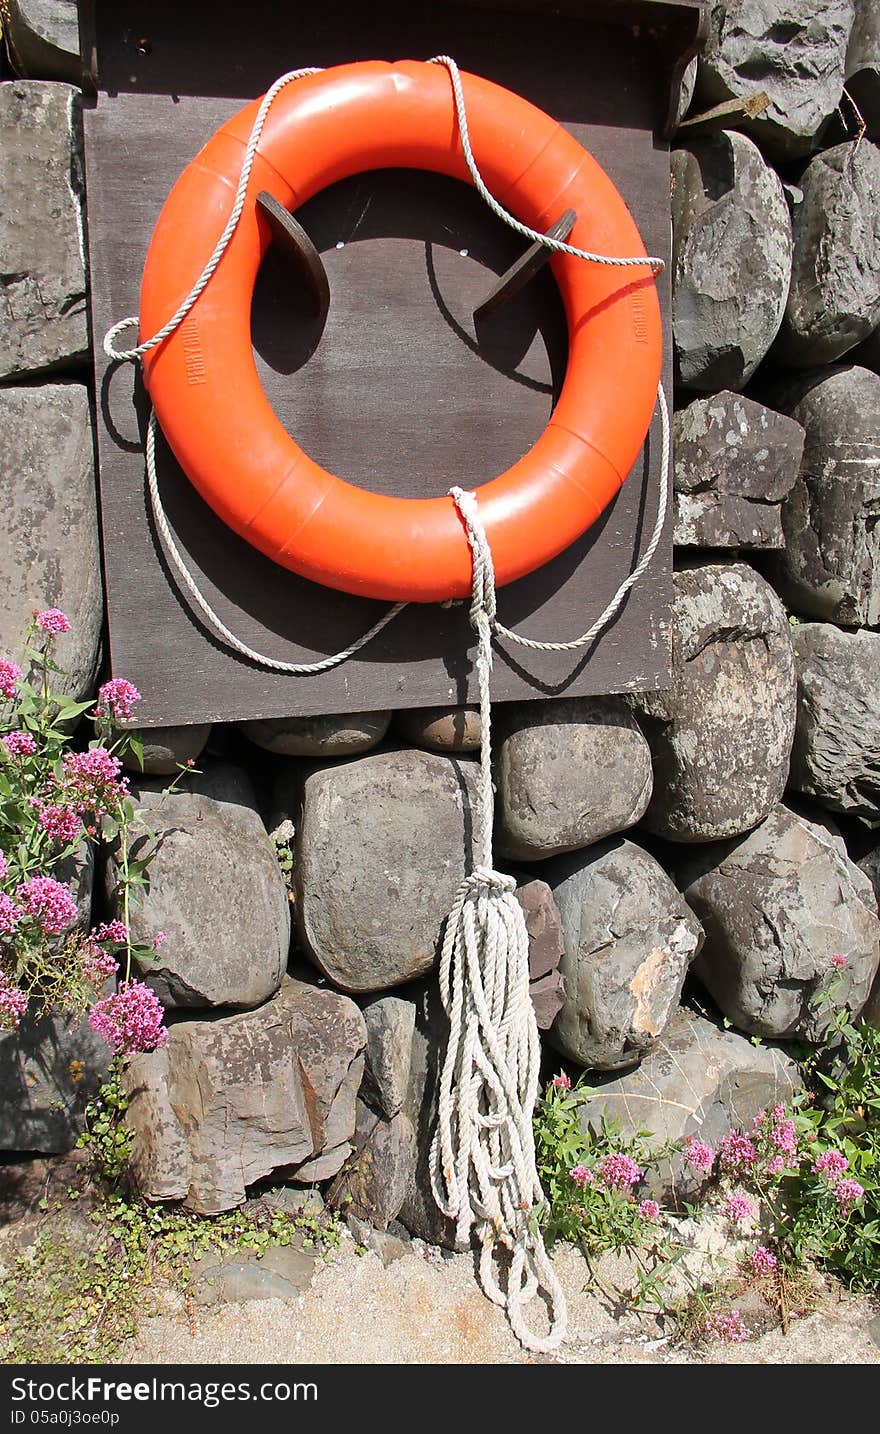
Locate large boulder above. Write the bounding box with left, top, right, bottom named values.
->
left=122, top=978, right=366, bottom=1213
left=695, top=0, right=854, bottom=158
left=0, top=384, right=101, bottom=700
left=790, top=623, right=880, bottom=825
left=5, top=1, right=82, bottom=84
left=767, top=366, right=880, bottom=627
left=0, top=82, right=87, bottom=378
left=0, top=1007, right=110, bottom=1152
left=673, top=392, right=804, bottom=549
left=294, top=748, right=478, bottom=993
left=104, top=764, right=290, bottom=1010
left=545, top=839, right=703, bottom=1071
left=671, top=131, right=792, bottom=389
left=578, top=1007, right=801, bottom=1202
left=631, top=563, right=797, bottom=842
left=775, top=141, right=880, bottom=366
left=494, top=697, right=653, bottom=862
left=239, top=710, right=390, bottom=757
left=680, top=806, right=880, bottom=1041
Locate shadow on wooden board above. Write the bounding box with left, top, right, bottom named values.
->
left=81, top=0, right=704, bottom=725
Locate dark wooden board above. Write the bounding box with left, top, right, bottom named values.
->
left=83, top=0, right=680, bottom=725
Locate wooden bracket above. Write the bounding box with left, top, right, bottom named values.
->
left=256, top=191, right=330, bottom=320
left=473, top=209, right=576, bottom=322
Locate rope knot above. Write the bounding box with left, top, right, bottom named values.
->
left=466, top=865, right=517, bottom=896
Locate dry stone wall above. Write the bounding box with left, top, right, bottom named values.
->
left=1, top=5, right=879, bottom=1237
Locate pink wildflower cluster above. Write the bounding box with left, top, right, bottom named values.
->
left=81, top=940, right=119, bottom=986
left=597, top=1153, right=643, bottom=1191
left=16, top=875, right=77, bottom=935
left=56, top=748, right=128, bottom=814
left=37, top=802, right=81, bottom=846
left=750, top=1245, right=778, bottom=1273
left=718, top=1131, right=758, bottom=1176
left=0, top=660, right=22, bottom=700
left=0, top=972, right=28, bottom=1030
left=35, top=608, right=71, bottom=635
left=569, top=1164, right=593, bottom=1188
left=0, top=891, right=20, bottom=936
left=94, top=678, right=141, bottom=723
left=682, top=1136, right=715, bottom=1174
left=552, top=1072, right=571, bottom=1091
left=812, top=1150, right=848, bottom=1179
left=3, top=731, right=36, bottom=757
left=834, top=1178, right=865, bottom=1211
left=94, top=919, right=128, bottom=945
left=722, top=1192, right=755, bottom=1223
left=153, top=930, right=167, bottom=949
left=704, top=1311, right=749, bottom=1344
left=638, top=1199, right=660, bottom=1221
left=830, top=953, right=847, bottom=970
left=88, top=979, right=168, bottom=1056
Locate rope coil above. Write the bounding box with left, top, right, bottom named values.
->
left=105, top=55, right=671, bottom=1353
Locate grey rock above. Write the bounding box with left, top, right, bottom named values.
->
left=326, top=1101, right=416, bottom=1230
left=578, top=1007, right=801, bottom=1203
left=190, top=1245, right=315, bottom=1306
left=5, top=1, right=82, bottom=84
left=494, top=697, right=653, bottom=862
left=120, top=724, right=212, bottom=777
left=0, top=1006, right=110, bottom=1151
left=0, top=82, right=87, bottom=378
left=790, top=623, right=880, bottom=825
left=846, top=0, right=880, bottom=138
left=257, top=1185, right=325, bottom=1218
left=294, top=748, right=479, bottom=993
left=546, top=839, right=703, bottom=1072
left=346, top=1215, right=411, bottom=1266
left=695, top=0, right=855, bottom=158
left=680, top=806, right=880, bottom=1040
left=672, top=391, right=804, bottom=548
left=393, top=706, right=482, bottom=752
left=105, top=763, right=289, bottom=1010
left=631, top=563, right=797, bottom=842
left=360, top=995, right=416, bottom=1119
left=122, top=977, right=366, bottom=1213
left=0, top=385, right=101, bottom=700
left=239, top=710, right=390, bottom=757
left=514, top=878, right=566, bottom=1031
left=674, top=55, right=699, bottom=130
left=767, top=366, right=880, bottom=626
left=671, top=132, right=792, bottom=390
left=398, top=983, right=461, bottom=1250
left=776, top=141, right=880, bottom=366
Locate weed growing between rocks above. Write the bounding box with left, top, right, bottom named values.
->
left=0, top=1068, right=343, bottom=1364
left=533, top=1007, right=879, bottom=1349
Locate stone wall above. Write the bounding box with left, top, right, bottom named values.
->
left=1, top=2, right=879, bottom=1236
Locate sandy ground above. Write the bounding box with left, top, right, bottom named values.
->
left=122, top=1231, right=880, bottom=1367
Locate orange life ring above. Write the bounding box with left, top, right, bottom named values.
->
left=139, top=60, right=662, bottom=604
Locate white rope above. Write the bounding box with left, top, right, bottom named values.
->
left=428, top=54, right=665, bottom=274
left=145, top=411, right=405, bottom=673
left=430, top=485, right=567, bottom=1353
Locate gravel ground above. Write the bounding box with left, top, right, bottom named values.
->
left=122, top=1231, right=880, bottom=1367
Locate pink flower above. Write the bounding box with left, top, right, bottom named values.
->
left=94, top=920, right=128, bottom=945
left=569, top=1165, right=593, bottom=1188
left=35, top=608, right=71, bottom=635
left=638, top=1199, right=660, bottom=1221
left=722, top=1193, right=754, bottom=1223
left=0, top=891, right=21, bottom=936
left=0, top=661, right=22, bottom=700
left=57, top=748, right=128, bottom=814
left=16, top=875, right=78, bottom=935
left=682, top=1136, right=715, bottom=1174
left=94, top=678, right=141, bottom=723
left=750, top=1246, right=778, bottom=1273
left=0, top=851, right=7, bottom=881
left=831, top=953, right=847, bottom=970
left=88, top=980, right=168, bottom=1056
left=552, top=1072, right=571, bottom=1091
left=0, top=973, right=28, bottom=1031
left=2, top=731, right=36, bottom=757
left=834, top=1179, right=864, bottom=1211
left=153, top=931, right=167, bottom=950
left=812, top=1150, right=848, bottom=1179
left=704, top=1312, right=749, bottom=1344
left=763, top=1155, right=785, bottom=1178
left=38, top=803, right=81, bottom=846
left=597, top=1153, right=642, bottom=1191
left=718, top=1132, right=758, bottom=1175
left=770, top=1118, right=797, bottom=1155
left=82, top=941, right=118, bottom=985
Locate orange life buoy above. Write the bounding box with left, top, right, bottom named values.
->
left=139, top=60, right=662, bottom=604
